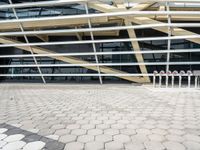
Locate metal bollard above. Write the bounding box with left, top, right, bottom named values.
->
left=193, top=70, right=200, bottom=89
left=159, top=70, right=165, bottom=88
left=195, top=76, right=198, bottom=88
left=187, top=70, right=192, bottom=88
left=179, top=70, right=185, bottom=88
left=166, top=71, right=172, bottom=88
left=172, top=71, right=178, bottom=88
left=153, top=71, right=158, bottom=88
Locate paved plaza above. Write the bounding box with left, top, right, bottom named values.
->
left=0, top=84, right=200, bottom=150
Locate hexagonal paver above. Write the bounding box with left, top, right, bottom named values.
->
left=166, top=134, right=184, bottom=142
left=55, top=129, right=70, bottom=136
left=125, top=141, right=145, bottom=150
left=163, top=141, right=186, bottom=150
left=151, top=129, right=167, bottom=135
left=184, top=141, right=200, bottom=150
left=111, top=124, right=125, bottom=129
left=90, top=120, right=102, bottom=125
left=0, top=141, right=7, bottom=148
left=0, top=128, right=8, bottom=134
left=4, top=134, right=25, bottom=142
left=51, top=124, right=65, bottom=130
left=77, top=135, right=94, bottom=143
left=85, top=141, right=104, bottom=150
left=148, top=134, right=165, bottom=142
left=81, top=124, right=95, bottom=130
left=64, top=142, right=84, bottom=150
left=113, top=134, right=130, bottom=143
left=120, top=129, right=136, bottom=135
left=105, top=141, right=124, bottom=150
left=168, top=129, right=185, bottom=135
left=144, top=141, right=165, bottom=150
left=95, top=134, right=112, bottom=143
left=88, top=129, right=103, bottom=136
left=131, top=134, right=149, bottom=142
left=59, top=135, right=77, bottom=143
left=38, top=128, right=55, bottom=136
left=184, top=134, right=200, bottom=142
left=66, top=124, right=80, bottom=130
left=96, top=124, right=110, bottom=130
left=46, top=134, right=59, bottom=140
left=104, top=129, right=119, bottom=136
left=2, top=141, right=26, bottom=150
left=136, top=128, right=151, bottom=135
left=23, top=141, right=45, bottom=150
left=0, top=134, right=7, bottom=140
left=71, top=129, right=86, bottom=136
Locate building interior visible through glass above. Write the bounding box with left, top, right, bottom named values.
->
left=0, top=0, right=200, bottom=83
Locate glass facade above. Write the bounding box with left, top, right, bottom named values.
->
left=0, top=0, right=200, bottom=84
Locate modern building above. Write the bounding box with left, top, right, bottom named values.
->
left=0, top=0, right=200, bottom=84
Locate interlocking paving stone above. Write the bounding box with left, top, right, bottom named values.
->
left=0, top=124, right=65, bottom=150
left=77, top=135, right=94, bottom=143
left=87, top=129, right=103, bottom=136
left=124, top=141, right=144, bottom=150
left=95, top=134, right=112, bottom=143
left=0, top=134, right=7, bottom=141
left=166, top=134, right=185, bottom=142
left=0, top=84, right=200, bottom=150
left=2, top=141, right=26, bottom=150
left=113, top=134, right=131, bottom=143
left=55, top=129, right=71, bottom=136
left=44, top=141, right=65, bottom=150
left=104, top=129, right=119, bottom=136
left=144, top=141, right=165, bottom=150
left=0, top=141, right=7, bottom=148
left=85, top=141, right=104, bottom=150
left=184, top=134, right=200, bottom=142
left=23, top=141, right=45, bottom=150
left=183, top=141, right=200, bottom=150
left=148, top=134, right=165, bottom=142
left=71, top=129, right=86, bottom=136
left=163, top=141, right=186, bottom=150
left=105, top=141, right=124, bottom=150
left=59, top=135, right=77, bottom=143
left=0, top=129, right=7, bottom=134
left=4, top=134, right=25, bottom=142
left=64, top=142, right=84, bottom=150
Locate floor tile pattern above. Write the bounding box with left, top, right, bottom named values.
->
left=0, top=123, right=65, bottom=150
left=0, top=84, right=200, bottom=150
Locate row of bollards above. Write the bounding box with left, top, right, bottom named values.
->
left=153, top=70, right=199, bottom=88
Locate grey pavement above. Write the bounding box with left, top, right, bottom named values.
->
left=0, top=83, right=200, bottom=150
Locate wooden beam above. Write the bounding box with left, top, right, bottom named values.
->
left=75, top=27, right=82, bottom=40
left=124, top=21, right=150, bottom=82
left=115, top=1, right=151, bottom=82
left=0, top=37, right=146, bottom=83
left=35, top=35, right=49, bottom=42
left=89, top=2, right=200, bottom=45
left=0, top=17, right=108, bottom=31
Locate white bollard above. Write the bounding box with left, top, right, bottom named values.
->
left=153, top=71, right=158, bottom=88
left=195, top=76, right=198, bottom=88
left=172, top=71, right=178, bottom=88
left=179, top=70, right=185, bottom=88
left=159, top=70, right=165, bottom=88
left=187, top=70, right=192, bottom=88
left=166, top=71, right=172, bottom=88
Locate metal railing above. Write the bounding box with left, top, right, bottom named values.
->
left=153, top=70, right=200, bottom=88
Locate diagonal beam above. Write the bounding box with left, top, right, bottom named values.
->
left=0, top=37, right=146, bottom=83
left=89, top=2, right=200, bottom=45
left=124, top=21, right=150, bottom=82
left=115, top=1, right=151, bottom=82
